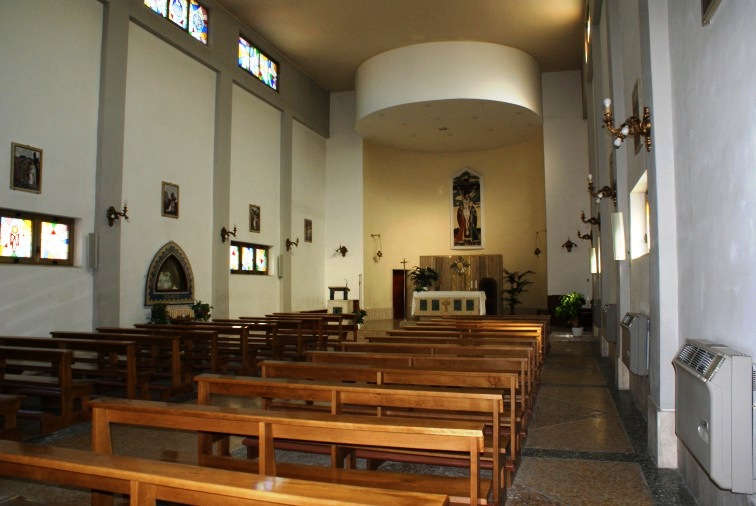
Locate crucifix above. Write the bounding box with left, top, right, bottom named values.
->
left=441, top=299, right=452, bottom=313
left=400, top=258, right=409, bottom=321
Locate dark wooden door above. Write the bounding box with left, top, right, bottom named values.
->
left=392, top=270, right=408, bottom=320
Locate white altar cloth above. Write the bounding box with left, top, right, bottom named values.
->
left=411, top=291, right=486, bottom=316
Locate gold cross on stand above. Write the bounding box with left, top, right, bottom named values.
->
left=441, top=299, right=451, bottom=312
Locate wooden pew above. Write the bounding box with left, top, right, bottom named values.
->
left=339, top=341, right=539, bottom=386
left=0, top=346, right=93, bottom=434
left=0, top=394, right=23, bottom=440
left=0, top=440, right=448, bottom=505
left=51, top=331, right=189, bottom=400
left=143, top=322, right=269, bottom=372
left=90, top=397, right=488, bottom=505
left=196, top=373, right=509, bottom=502
left=0, top=335, right=149, bottom=400
left=259, top=360, right=523, bottom=471
left=269, top=312, right=359, bottom=344
left=306, top=350, right=533, bottom=411
left=97, top=326, right=223, bottom=374
left=223, top=317, right=322, bottom=359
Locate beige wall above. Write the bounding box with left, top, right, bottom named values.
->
left=363, top=137, right=547, bottom=318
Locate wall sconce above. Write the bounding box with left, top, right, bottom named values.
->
left=534, top=231, right=542, bottom=257
left=285, top=237, right=299, bottom=251
left=581, top=210, right=601, bottom=228
left=587, top=174, right=617, bottom=207
left=611, top=212, right=627, bottom=260
left=562, top=238, right=577, bottom=252
left=602, top=98, right=652, bottom=151
left=577, top=229, right=593, bottom=242
left=106, top=205, right=129, bottom=227
left=220, top=226, right=237, bottom=243
left=336, top=245, right=348, bottom=257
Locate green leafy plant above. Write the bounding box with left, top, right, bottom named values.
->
left=191, top=300, right=213, bottom=321
left=408, top=266, right=440, bottom=292
left=555, top=291, right=587, bottom=327
left=502, top=270, right=535, bottom=315
left=352, top=309, right=367, bottom=325
left=148, top=303, right=169, bottom=324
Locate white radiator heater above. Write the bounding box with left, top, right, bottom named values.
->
left=672, top=339, right=754, bottom=493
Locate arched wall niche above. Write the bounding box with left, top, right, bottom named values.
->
left=144, top=241, right=195, bottom=305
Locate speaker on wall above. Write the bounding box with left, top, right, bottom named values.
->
left=88, top=233, right=98, bottom=270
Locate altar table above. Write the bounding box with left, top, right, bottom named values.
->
left=411, top=291, right=486, bottom=316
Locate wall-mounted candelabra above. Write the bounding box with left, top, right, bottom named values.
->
left=107, top=205, right=129, bottom=226
left=581, top=210, right=601, bottom=228
left=602, top=98, right=652, bottom=151
left=220, top=226, right=237, bottom=243
left=577, top=229, right=593, bottom=242
left=286, top=237, right=299, bottom=251
left=587, top=174, right=617, bottom=207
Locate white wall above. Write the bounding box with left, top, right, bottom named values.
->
left=119, top=23, right=216, bottom=325
left=290, top=121, right=327, bottom=310
left=0, top=0, right=102, bottom=334
left=325, top=92, right=364, bottom=306
left=543, top=71, right=592, bottom=299
left=228, top=85, right=282, bottom=317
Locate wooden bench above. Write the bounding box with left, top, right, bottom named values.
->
left=269, top=312, right=359, bottom=344
left=0, top=335, right=149, bottom=400
left=259, top=359, right=523, bottom=467
left=0, top=346, right=93, bottom=434
left=97, top=326, right=223, bottom=374
left=0, top=440, right=448, bottom=506
left=196, top=373, right=509, bottom=502
left=90, top=397, right=488, bottom=505
left=306, top=350, right=534, bottom=411
left=340, top=341, right=539, bottom=386
left=0, top=394, right=23, bottom=440
left=51, top=331, right=189, bottom=400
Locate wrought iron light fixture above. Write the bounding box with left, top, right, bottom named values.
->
left=220, top=226, right=237, bottom=243
left=577, top=229, right=593, bottom=242
left=285, top=237, right=299, bottom=251
left=336, top=245, right=348, bottom=257
left=106, top=205, right=129, bottom=226
left=581, top=210, right=601, bottom=228
left=602, top=98, right=652, bottom=151
left=587, top=174, right=617, bottom=207
left=562, top=238, right=577, bottom=252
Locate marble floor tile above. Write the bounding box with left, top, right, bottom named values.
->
left=508, top=457, right=654, bottom=505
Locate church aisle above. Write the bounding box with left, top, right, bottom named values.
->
left=506, top=337, right=696, bottom=505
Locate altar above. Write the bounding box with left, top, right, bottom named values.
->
left=411, top=291, right=486, bottom=316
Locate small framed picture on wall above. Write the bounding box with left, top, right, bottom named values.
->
left=10, top=142, right=42, bottom=194
left=304, top=219, right=312, bottom=243
left=162, top=181, right=179, bottom=218
left=249, top=204, right=260, bottom=232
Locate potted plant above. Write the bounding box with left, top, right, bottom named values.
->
left=148, top=303, right=169, bottom=324
left=502, top=270, right=535, bottom=315
left=555, top=291, right=587, bottom=336
left=352, top=309, right=367, bottom=328
left=191, top=300, right=213, bottom=321
left=408, top=266, right=440, bottom=292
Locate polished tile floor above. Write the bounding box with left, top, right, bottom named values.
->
left=0, top=326, right=698, bottom=505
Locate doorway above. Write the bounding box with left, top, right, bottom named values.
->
left=392, top=269, right=409, bottom=320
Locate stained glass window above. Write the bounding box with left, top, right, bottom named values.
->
left=145, top=0, right=168, bottom=17
left=0, top=210, right=74, bottom=265
left=229, top=245, right=239, bottom=270
left=229, top=241, right=270, bottom=275
left=238, top=35, right=279, bottom=91
left=188, top=0, right=208, bottom=44
left=0, top=217, right=33, bottom=259
left=169, top=0, right=189, bottom=29
left=146, top=0, right=208, bottom=45
left=40, top=221, right=69, bottom=260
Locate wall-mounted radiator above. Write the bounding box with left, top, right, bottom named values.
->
left=672, top=339, right=754, bottom=493
left=621, top=313, right=649, bottom=376
left=601, top=304, right=617, bottom=343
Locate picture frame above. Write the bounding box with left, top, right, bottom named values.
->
left=451, top=169, right=483, bottom=249
left=10, top=142, right=42, bottom=194
left=304, top=219, right=312, bottom=243
left=162, top=181, right=179, bottom=218
left=249, top=204, right=260, bottom=232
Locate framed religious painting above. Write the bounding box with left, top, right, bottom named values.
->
left=162, top=181, right=179, bottom=218
left=249, top=204, right=260, bottom=232
left=451, top=169, right=483, bottom=249
left=304, top=219, right=313, bottom=243
left=10, top=142, right=42, bottom=194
